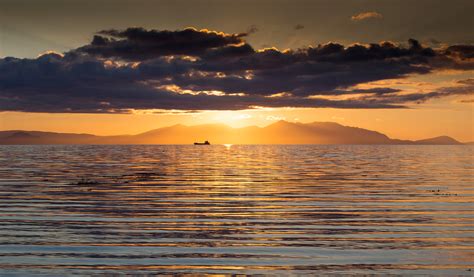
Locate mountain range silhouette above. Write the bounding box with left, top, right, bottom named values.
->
left=0, top=121, right=467, bottom=145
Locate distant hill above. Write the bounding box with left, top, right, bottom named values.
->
left=0, top=131, right=98, bottom=144
left=414, top=136, right=463, bottom=145
left=0, top=121, right=465, bottom=145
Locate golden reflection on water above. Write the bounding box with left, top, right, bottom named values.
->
left=0, top=145, right=473, bottom=275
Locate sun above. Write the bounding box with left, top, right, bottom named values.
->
left=210, top=111, right=253, bottom=127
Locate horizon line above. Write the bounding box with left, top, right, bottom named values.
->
left=0, top=120, right=471, bottom=143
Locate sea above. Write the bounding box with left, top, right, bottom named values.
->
left=0, top=145, right=473, bottom=275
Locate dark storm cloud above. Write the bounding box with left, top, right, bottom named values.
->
left=76, top=27, right=247, bottom=61
left=0, top=55, right=402, bottom=112
left=0, top=27, right=473, bottom=113
left=445, top=45, right=474, bottom=60
left=356, top=78, right=474, bottom=105
left=170, top=40, right=436, bottom=96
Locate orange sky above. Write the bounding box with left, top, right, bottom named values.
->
left=1, top=100, right=472, bottom=141
left=0, top=0, right=472, bottom=142
left=1, top=69, right=472, bottom=141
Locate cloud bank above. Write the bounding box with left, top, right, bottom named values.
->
left=0, top=27, right=473, bottom=113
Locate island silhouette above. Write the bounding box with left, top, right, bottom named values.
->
left=0, top=121, right=466, bottom=145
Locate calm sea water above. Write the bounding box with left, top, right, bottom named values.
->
left=0, top=145, right=473, bottom=276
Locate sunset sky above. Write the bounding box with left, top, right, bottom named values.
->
left=0, top=0, right=473, bottom=141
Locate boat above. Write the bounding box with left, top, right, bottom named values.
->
left=194, top=140, right=210, bottom=145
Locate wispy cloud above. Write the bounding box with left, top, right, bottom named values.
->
left=351, top=11, right=383, bottom=21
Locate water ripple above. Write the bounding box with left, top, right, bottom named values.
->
left=0, top=145, right=473, bottom=275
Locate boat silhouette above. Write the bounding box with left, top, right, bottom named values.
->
left=194, top=140, right=210, bottom=145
